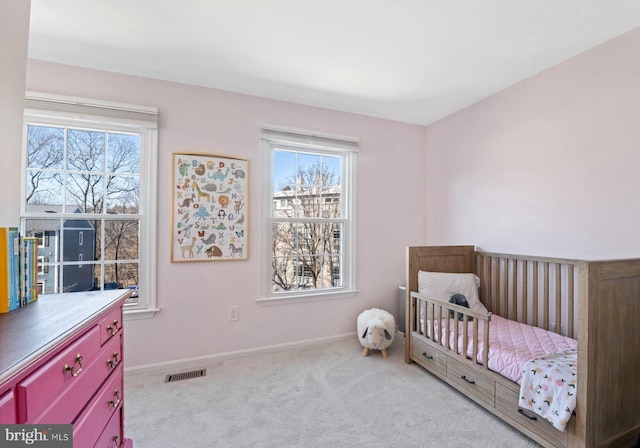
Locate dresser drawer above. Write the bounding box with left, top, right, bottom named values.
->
left=91, top=406, right=123, bottom=448
left=99, top=306, right=123, bottom=346
left=495, top=383, right=568, bottom=447
left=74, top=368, right=123, bottom=448
left=28, top=334, right=123, bottom=424
left=411, top=336, right=446, bottom=377
left=446, top=357, right=495, bottom=406
left=0, top=389, right=16, bottom=423
left=17, top=325, right=101, bottom=422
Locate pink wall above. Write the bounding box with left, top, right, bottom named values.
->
left=25, top=60, right=427, bottom=367
left=425, top=28, right=640, bottom=259
left=0, top=0, right=30, bottom=227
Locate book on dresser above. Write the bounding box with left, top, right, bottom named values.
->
left=0, top=227, right=20, bottom=313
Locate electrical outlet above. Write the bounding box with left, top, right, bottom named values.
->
left=228, top=306, right=239, bottom=321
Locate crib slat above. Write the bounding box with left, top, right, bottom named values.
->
left=502, top=258, right=509, bottom=319
left=483, top=319, right=490, bottom=369
left=511, top=260, right=519, bottom=320
left=543, top=262, right=550, bottom=330
left=487, top=257, right=497, bottom=314
left=532, top=261, right=539, bottom=327
left=555, top=264, right=562, bottom=334
left=496, top=258, right=502, bottom=317
left=520, top=260, right=526, bottom=324
left=472, top=318, right=479, bottom=363
left=444, top=306, right=450, bottom=350
left=462, top=316, right=469, bottom=360
left=568, top=266, right=574, bottom=338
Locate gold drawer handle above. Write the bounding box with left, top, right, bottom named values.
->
left=108, top=389, right=121, bottom=408
left=106, top=351, right=120, bottom=369
left=106, top=319, right=120, bottom=336
left=63, top=353, right=83, bottom=377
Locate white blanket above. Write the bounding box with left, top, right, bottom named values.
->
left=518, top=350, right=578, bottom=431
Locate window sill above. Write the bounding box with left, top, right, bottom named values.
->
left=257, top=289, right=358, bottom=306
left=124, top=307, right=160, bottom=320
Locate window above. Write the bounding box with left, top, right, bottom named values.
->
left=262, top=127, right=357, bottom=301
left=21, top=92, right=159, bottom=318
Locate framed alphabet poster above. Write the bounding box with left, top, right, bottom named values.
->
left=171, top=152, right=248, bottom=262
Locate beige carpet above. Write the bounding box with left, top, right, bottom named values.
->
left=124, top=336, right=541, bottom=447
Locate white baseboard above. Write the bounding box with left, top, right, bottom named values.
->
left=124, top=332, right=356, bottom=376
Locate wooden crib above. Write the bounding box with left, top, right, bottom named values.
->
left=405, top=246, right=640, bottom=448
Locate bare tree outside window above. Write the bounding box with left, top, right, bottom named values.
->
left=271, top=151, right=343, bottom=292
left=23, top=124, right=141, bottom=295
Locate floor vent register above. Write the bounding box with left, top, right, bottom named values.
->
left=164, top=369, right=207, bottom=383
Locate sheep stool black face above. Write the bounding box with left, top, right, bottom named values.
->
left=449, top=293, right=473, bottom=321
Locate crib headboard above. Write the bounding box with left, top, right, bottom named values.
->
left=406, top=246, right=580, bottom=339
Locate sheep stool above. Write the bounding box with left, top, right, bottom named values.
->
left=357, top=308, right=396, bottom=358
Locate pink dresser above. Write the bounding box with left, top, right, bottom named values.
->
left=0, top=290, right=133, bottom=448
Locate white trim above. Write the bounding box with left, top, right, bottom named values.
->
left=124, top=307, right=160, bottom=320
left=261, top=131, right=357, bottom=301
left=261, top=125, right=359, bottom=153
left=124, top=332, right=355, bottom=375
left=261, top=124, right=359, bottom=144
left=257, top=289, right=359, bottom=305
left=25, top=91, right=158, bottom=129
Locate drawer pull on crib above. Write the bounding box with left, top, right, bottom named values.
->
left=460, top=375, right=475, bottom=385
left=106, top=320, right=119, bottom=336
left=108, top=389, right=121, bottom=408
left=110, top=435, right=119, bottom=447
left=517, top=408, right=538, bottom=421
left=63, top=354, right=83, bottom=377
left=421, top=352, right=434, bottom=360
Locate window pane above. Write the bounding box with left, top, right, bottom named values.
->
left=321, top=187, right=341, bottom=218
left=25, top=171, right=64, bottom=209
left=67, top=129, right=105, bottom=171
left=104, top=219, right=139, bottom=261
left=40, top=265, right=58, bottom=294
left=105, top=175, right=139, bottom=213
left=107, top=133, right=140, bottom=174
left=296, top=184, right=320, bottom=218
left=63, top=262, right=96, bottom=292
left=297, top=153, right=321, bottom=184
left=24, top=220, right=60, bottom=261
left=322, top=155, right=341, bottom=187
left=271, top=255, right=295, bottom=292
left=67, top=173, right=104, bottom=213
left=104, top=262, right=139, bottom=289
left=27, top=125, right=64, bottom=170
left=273, top=149, right=297, bottom=191
left=62, top=218, right=96, bottom=262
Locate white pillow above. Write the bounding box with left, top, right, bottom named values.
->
left=417, top=271, right=488, bottom=314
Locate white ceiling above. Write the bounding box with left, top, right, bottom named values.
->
left=28, top=0, right=640, bottom=125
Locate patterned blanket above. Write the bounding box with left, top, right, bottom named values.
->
left=518, top=350, right=578, bottom=431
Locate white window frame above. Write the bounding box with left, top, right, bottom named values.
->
left=260, top=126, right=358, bottom=303
left=21, top=92, right=159, bottom=319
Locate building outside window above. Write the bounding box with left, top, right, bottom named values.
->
left=262, top=127, right=357, bottom=301
left=20, top=93, right=158, bottom=317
